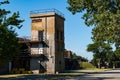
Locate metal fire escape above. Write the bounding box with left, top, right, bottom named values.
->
left=18, top=33, right=49, bottom=54
left=18, top=34, right=49, bottom=72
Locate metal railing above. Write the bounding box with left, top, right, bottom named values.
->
left=19, top=36, right=49, bottom=45
left=31, top=37, right=49, bottom=45
left=19, top=36, right=49, bottom=56
left=30, top=8, right=64, bottom=18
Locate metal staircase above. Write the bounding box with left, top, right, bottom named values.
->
left=18, top=36, right=48, bottom=73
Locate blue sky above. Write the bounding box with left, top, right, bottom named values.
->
left=3, top=0, right=93, bottom=60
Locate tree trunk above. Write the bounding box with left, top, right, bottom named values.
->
left=113, top=63, right=115, bottom=69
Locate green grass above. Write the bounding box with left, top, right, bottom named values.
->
left=0, top=74, right=29, bottom=78
left=80, top=62, right=96, bottom=69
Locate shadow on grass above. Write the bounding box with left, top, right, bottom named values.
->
left=1, top=74, right=119, bottom=80
left=0, top=71, right=88, bottom=80
left=1, top=70, right=120, bottom=80
left=0, top=74, right=81, bottom=80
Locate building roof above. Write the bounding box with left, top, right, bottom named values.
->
left=30, top=9, right=65, bottom=19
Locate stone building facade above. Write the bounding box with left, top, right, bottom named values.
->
left=29, top=9, right=65, bottom=74
left=15, top=9, right=65, bottom=74
left=0, top=9, right=65, bottom=74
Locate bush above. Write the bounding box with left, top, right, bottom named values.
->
left=80, top=62, right=96, bottom=69
left=10, top=68, right=32, bottom=74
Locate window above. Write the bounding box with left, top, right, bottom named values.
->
left=38, top=30, right=44, bottom=41
left=32, top=19, right=42, bottom=23
left=56, top=30, right=59, bottom=40
left=56, top=30, right=63, bottom=40
left=59, top=61, right=61, bottom=64
left=60, top=31, right=63, bottom=40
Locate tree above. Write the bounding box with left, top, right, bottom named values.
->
left=0, top=0, right=24, bottom=63
left=67, top=0, right=120, bottom=68
left=72, top=53, right=88, bottom=62
left=111, top=48, right=120, bottom=68
left=67, top=0, right=120, bottom=47
left=87, top=41, right=112, bottom=68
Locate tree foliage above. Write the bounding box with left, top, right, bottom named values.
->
left=0, top=0, right=24, bottom=62
left=72, top=53, right=88, bottom=62
left=67, top=0, right=120, bottom=46
left=67, top=0, right=120, bottom=68
left=87, top=41, right=112, bottom=67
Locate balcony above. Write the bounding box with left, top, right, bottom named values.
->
left=31, top=37, right=49, bottom=47
left=30, top=51, right=48, bottom=62
left=30, top=48, right=48, bottom=59
left=18, top=36, right=49, bottom=47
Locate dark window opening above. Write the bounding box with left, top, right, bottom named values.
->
left=59, top=61, right=61, bottom=64
left=60, top=31, right=63, bottom=40
left=38, top=31, right=44, bottom=41
left=32, top=19, right=42, bottom=23
left=56, top=30, right=63, bottom=40
left=56, top=30, right=59, bottom=40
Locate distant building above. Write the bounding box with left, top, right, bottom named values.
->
left=64, top=49, right=72, bottom=59
left=64, top=49, right=80, bottom=70
left=1, top=9, right=65, bottom=74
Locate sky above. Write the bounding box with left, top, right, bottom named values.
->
left=3, top=0, right=93, bottom=60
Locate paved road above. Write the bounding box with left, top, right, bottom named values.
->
left=65, top=69, right=120, bottom=80
left=1, top=70, right=120, bottom=80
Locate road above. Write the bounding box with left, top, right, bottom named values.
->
left=1, top=69, right=120, bottom=80
left=65, top=69, right=120, bottom=80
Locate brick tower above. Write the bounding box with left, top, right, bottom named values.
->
left=30, top=9, right=65, bottom=74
